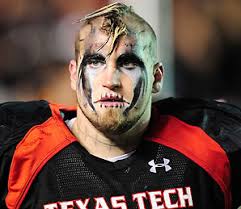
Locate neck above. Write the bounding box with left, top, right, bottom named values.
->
left=71, top=106, right=151, bottom=160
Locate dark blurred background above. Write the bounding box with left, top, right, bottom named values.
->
left=0, top=0, right=240, bottom=106
left=174, top=0, right=241, bottom=106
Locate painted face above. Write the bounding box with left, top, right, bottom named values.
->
left=76, top=27, right=155, bottom=135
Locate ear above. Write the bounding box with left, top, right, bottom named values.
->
left=152, top=63, right=164, bottom=93
left=69, top=59, right=78, bottom=91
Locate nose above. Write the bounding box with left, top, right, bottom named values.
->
left=102, top=65, right=121, bottom=90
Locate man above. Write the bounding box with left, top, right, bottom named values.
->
left=0, top=3, right=241, bottom=209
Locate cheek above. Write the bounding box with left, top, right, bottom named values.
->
left=79, top=68, right=97, bottom=94
left=120, top=74, right=135, bottom=100
left=77, top=68, right=99, bottom=111
left=121, top=69, right=145, bottom=99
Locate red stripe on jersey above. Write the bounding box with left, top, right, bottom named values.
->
left=145, top=113, right=231, bottom=209
left=6, top=103, right=77, bottom=209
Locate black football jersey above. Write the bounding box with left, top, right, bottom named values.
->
left=21, top=140, right=223, bottom=209
left=1, top=98, right=241, bottom=209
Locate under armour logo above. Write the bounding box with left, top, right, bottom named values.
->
left=148, top=158, right=172, bottom=173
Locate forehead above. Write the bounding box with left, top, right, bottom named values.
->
left=77, top=18, right=153, bottom=55
left=79, top=30, right=137, bottom=55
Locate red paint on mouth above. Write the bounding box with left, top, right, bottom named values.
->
left=99, top=98, right=123, bottom=102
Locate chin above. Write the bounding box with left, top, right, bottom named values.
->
left=89, top=108, right=140, bottom=135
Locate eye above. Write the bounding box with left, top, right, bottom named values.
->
left=121, top=62, right=138, bottom=70
left=117, top=53, right=144, bottom=70
left=87, top=59, right=105, bottom=69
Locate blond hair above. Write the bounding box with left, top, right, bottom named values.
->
left=75, top=3, right=156, bottom=62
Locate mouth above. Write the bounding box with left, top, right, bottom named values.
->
left=94, top=93, right=130, bottom=108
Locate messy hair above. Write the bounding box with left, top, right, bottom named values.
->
left=75, top=3, right=156, bottom=63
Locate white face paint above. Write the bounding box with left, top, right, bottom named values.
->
left=75, top=28, right=155, bottom=135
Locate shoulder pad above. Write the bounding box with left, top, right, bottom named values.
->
left=154, top=97, right=241, bottom=119
left=0, top=100, right=52, bottom=150
left=154, top=97, right=241, bottom=153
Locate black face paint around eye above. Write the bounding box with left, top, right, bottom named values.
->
left=123, top=78, right=143, bottom=116
left=81, top=53, right=106, bottom=68
left=123, top=62, right=148, bottom=116
left=77, top=52, right=107, bottom=113
left=117, top=53, right=145, bottom=69
left=141, top=67, right=148, bottom=97
left=79, top=65, right=96, bottom=112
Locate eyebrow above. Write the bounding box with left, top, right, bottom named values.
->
left=117, top=53, right=144, bottom=68
left=81, top=53, right=106, bottom=66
